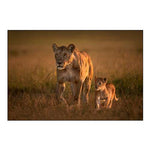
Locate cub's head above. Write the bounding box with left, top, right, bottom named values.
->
left=95, top=77, right=107, bottom=91
left=52, top=43, right=75, bottom=70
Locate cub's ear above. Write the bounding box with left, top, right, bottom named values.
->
left=52, top=43, right=58, bottom=52
left=103, top=78, right=107, bottom=83
left=68, top=44, right=75, bottom=53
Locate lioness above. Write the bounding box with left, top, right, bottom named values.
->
left=52, top=43, right=93, bottom=107
left=95, top=77, right=118, bottom=109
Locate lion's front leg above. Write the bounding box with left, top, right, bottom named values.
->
left=83, top=77, right=92, bottom=104
left=56, top=82, right=68, bottom=105
left=71, top=83, right=76, bottom=99
left=74, top=81, right=83, bottom=107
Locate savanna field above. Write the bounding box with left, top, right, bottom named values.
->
left=8, top=30, right=143, bottom=120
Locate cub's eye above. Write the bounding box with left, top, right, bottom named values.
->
left=55, top=54, right=58, bottom=57
left=98, top=82, right=101, bottom=85
left=64, top=53, right=67, bottom=57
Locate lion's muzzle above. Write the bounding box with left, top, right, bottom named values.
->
left=57, top=62, right=65, bottom=70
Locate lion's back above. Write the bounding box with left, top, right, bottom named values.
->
left=74, top=50, right=93, bottom=80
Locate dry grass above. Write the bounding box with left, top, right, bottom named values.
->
left=8, top=30, right=143, bottom=120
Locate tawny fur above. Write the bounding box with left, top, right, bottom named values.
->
left=52, top=43, right=93, bottom=107
left=95, top=77, right=118, bottom=109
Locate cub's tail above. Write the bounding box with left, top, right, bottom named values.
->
left=114, top=94, right=119, bottom=101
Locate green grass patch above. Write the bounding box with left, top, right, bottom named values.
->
left=113, top=73, right=143, bottom=97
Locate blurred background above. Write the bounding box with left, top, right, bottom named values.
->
left=8, top=30, right=143, bottom=120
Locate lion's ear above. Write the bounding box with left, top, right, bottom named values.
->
left=68, top=44, right=75, bottom=53
left=52, top=43, right=58, bottom=52
left=103, top=78, right=107, bottom=83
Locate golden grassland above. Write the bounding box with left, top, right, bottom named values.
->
left=8, top=31, right=143, bottom=120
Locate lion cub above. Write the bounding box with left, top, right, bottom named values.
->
left=95, top=77, right=118, bottom=109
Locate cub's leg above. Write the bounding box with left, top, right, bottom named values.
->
left=96, top=96, right=101, bottom=110
left=83, top=77, right=91, bottom=104
left=56, top=82, right=68, bottom=105
left=104, top=97, right=111, bottom=108
left=108, top=91, right=115, bottom=108
left=97, top=103, right=100, bottom=110
left=108, top=99, right=113, bottom=108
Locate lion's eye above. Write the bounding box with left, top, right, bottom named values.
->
left=55, top=54, right=58, bottom=57
left=98, top=82, right=101, bottom=85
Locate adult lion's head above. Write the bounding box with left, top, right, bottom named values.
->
left=52, top=43, right=75, bottom=70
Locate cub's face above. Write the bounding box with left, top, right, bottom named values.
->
left=52, top=44, right=75, bottom=70
left=95, top=77, right=107, bottom=91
